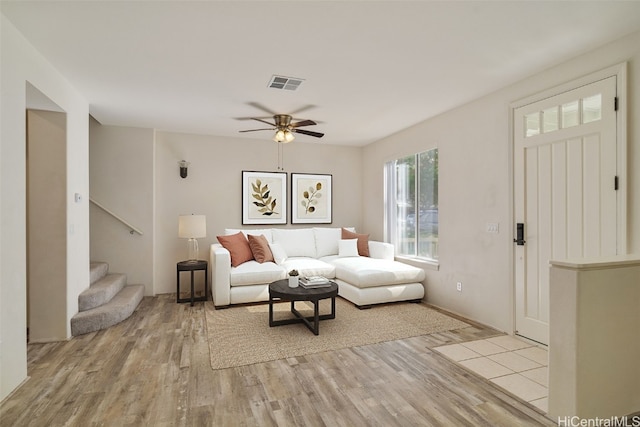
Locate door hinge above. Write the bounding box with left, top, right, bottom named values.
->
left=514, top=223, right=526, bottom=245
left=614, top=97, right=619, bottom=111
left=614, top=176, right=619, bottom=191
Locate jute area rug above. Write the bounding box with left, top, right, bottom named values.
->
left=205, top=298, right=469, bottom=370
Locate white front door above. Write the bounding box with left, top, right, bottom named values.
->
left=513, top=76, right=618, bottom=345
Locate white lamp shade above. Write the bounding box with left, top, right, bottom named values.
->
left=178, top=215, right=206, bottom=238
left=284, top=130, right=295, bottom=143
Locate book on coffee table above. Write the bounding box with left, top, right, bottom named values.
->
left=300, top=276, right=331, bottom=288
left=300, top=282, right=332, bottom=289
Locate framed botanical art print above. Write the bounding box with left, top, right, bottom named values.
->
left=291, top=173, right=332, bottom=224
left=242, top=171, right=287, bottom=225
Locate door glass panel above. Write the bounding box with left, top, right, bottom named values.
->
left=525, top=112, right=540, bottom=137
left=542, top=106, right=559, bottom=133
left=582, top=94, right=602, bottom=124
left=562, top=101, right=579, bottom=128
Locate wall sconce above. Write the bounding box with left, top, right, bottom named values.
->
left=178, top=160, right=190, bottom=178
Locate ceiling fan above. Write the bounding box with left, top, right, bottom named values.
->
left=239, top=114, right=324, bottom=143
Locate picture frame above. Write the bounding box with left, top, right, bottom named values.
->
left=291, top=173, right=332, bottom=224
left=242, top=171, right=287, bottom=225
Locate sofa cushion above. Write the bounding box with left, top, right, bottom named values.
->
left=272, top=228, right=317, bottom=258
left=268, top=242, right=287, bottom=265
left=338, top=239, right=359, bottom=257
left=342, top=228, right=370, bottom=257
left=247, top=234, right=274, bottom=263
left=225, top=228, right=273, bottom=243
left=330, top=257, right=425, bottom=288
left=230, top=260, right=286, bottom=286
left=280, top=257, right=336, bottom=279
left=313, top=227, right=341, bottom=257
left=217, top=232, right=254, bottom=267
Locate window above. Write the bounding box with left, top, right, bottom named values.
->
left=524, top=93, right=602, bottom=137
left=384, top=148, right=438, bottom=260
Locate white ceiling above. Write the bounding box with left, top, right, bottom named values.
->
left=3, top=1, right=640, bottom=146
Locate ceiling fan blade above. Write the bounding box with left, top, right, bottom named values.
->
left=251, top=118, right=276, bottom=127
left=290, top=119, right=317, bottom=128
left=239, top=128, right=273, bottom=133
left=247, top=102, right=278, bottom=116
left=292, top=129, right=324, bottom=138
left=234, top=116, right=272, bottom=121
left=289, top=104, right=317, bottom=116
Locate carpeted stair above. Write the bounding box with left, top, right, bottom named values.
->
left=71, top=262, right=144, bottom=336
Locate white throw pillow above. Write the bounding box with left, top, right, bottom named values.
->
left=313, top=227, right=342, bottom=258
left=268, top=242, right=287, bottom=265
left=338, top=239, right=359, bottom=258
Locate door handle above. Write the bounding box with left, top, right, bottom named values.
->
left=514, top=223, right=526, bottom=245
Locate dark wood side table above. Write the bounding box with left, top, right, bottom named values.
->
left=177, top=260, right=208, bottom=306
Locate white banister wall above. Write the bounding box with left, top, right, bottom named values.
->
left=548, top=256, right=640, bottom=419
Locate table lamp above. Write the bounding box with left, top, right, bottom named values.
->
left=178, top=214, right=206, bottom=262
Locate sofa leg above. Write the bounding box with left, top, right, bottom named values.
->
left=356, top=304, right=372, bottom=310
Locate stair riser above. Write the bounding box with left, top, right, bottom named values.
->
left=90, top=262, right=109, bottom=285
left=78, top=273, right=127, bottom=312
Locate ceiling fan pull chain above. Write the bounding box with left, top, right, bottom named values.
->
left=276, top=141, right=284, bottom=171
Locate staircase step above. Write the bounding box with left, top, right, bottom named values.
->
left=79, top=273, right=127, bottom=312
left=71, top=284, right=144, bottom=336
left=90, top=262, right=109, bottom=286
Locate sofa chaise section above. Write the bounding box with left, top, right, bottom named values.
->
left=331, top=256, right=425, bottom=307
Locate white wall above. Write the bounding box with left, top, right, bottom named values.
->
left=89, top=120, right=155, bottom=295
left=362, top=30, right=640, bottom=332
left=1, top=14, right=89, bottom=401
left=27, top=110, right=67, bottom=342
left=153, top=131, right=362, bottom=294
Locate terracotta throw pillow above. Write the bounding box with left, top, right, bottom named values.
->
left=247, top=234, right=274, bottom=263
left=341, top=228, right=370, bottom=257
left=217, top=232, right=254, bottom=267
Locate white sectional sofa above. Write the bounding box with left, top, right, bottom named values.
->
left=210, top=227, right=425, bottom=308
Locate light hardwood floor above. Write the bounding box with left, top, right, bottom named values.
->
left=1, top=295, right=555, bottom=426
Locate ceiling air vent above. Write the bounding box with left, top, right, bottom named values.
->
left=268, top=75, right=304, bottom=91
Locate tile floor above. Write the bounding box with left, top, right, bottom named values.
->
left=434, top=335, right=549, bottom=412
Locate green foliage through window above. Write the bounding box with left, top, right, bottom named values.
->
left=384, top=148, right=438, bottom=260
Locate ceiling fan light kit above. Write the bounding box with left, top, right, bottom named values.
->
left=273, top=129, right=295, bottom=143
